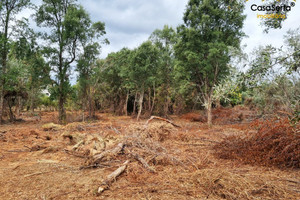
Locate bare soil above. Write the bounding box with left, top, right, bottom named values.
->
left=0, top=109, right=299, bottom=200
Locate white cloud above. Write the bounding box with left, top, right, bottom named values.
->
left=79, top=0, right=188, bottom=57
left=16, top=0, right=300, bottom=60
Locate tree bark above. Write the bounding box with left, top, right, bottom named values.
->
left=207, top=95, right=212, bottom=127
left=88, top=87, right=92, bottom=119
left=0, top=92, right=4, bottom=124
left=0, top=9, right=10, bottom=124
left=124, top=91, right=129, bottom=116
left=148, top=88, right=151, bottom=111
left=58, top=92, right=66, bottom=124
left=150, top=84, right=156, bottom=115
left=137, top=87, right=144, bottom=121
left=15, top=96, right=22, bottom=117
left=132, top=91, right=137, bottom=115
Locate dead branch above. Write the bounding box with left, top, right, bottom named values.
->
left=146, top=116, right=181, bottom=128
left=98, top=160, right=129, bottom=194
left=93, top=143, right=125, bottom=164
left=131, top=153, right=156, bottom=173
left=24, top=171, right=51, bottom=178
left=63, top=149, right=87, bottom=159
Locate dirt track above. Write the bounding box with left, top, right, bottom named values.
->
left=0, top=111, right=299, bottom=200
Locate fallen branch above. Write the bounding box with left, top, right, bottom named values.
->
left=146, top=116, right=181, bottom=128
left=132, top=153, right=156, bottom=173
left=93, top=143, right=125, bottom=164
left=98, top=160, right=129, bottom=194
left=24, top=171, right=51, bottom=178
left=63, top=149, right=87, bottom=159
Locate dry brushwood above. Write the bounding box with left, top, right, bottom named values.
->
left=98, top=160, right=129, bottom=194
left=127, top=151, right=156, bottom=173
left=146, top=116, right=181, bottom=128
left=93, top=143, right=125, bottom=164
left=214, top=118, right=300, bottom=169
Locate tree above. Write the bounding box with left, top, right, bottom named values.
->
left=0, top=0, right=30, bottom=123
left=11, top=20, right=50, bottom=114
left=175, top=0, right=246, bottom=126
left=260, top=0, right=295, bottom=33
left=150, top=25, right=176, bottom=116
left=76, top=21, right=108, bottom=119
left=35, top=0, right=104, bottom=123
left=129, top=41, right=159, bottom=120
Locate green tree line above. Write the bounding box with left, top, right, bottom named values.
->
left=0, top=0, right=299, bottom=125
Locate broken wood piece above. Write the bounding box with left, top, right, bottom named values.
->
left=146, top=116, right=181, bottom=128
left=93, top=143, right=125, bottom=163
left=24, top=171, right=51, bottom=178
left=98, top=160, right=129, bottom=194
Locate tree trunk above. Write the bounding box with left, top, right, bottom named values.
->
left=124, top=91, right=129, bottom=116
left=15, top=96, right=22, bottom=117
left=216, top=98, right=221, bottom=108
left=0, top=91, right=4, bottom=124
left=207, top=95, right=212, bottom=127
left=137, top=87, right=144, bottom=121
left=7, top=97, right=15, bottom=122
left=30, top=89, right=35, bottom=115
left=0, top=11, right=10, bottom=125
left=148, top=88, right=151, bottom=111
left=88, top=87, right=92, bottom=119
left=132, top=91, right=137, bottom=115
left=58, top=93, right=66, bottom=124
left=164, top=97, right=170, bottom=117
left=150, top=84, right=156, bottom=115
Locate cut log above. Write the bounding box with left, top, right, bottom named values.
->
left=98, top=160, right=129, bottom=194
left=93, top=143, right=125, bottom=164
left=146, top=116, right=181, bottom=128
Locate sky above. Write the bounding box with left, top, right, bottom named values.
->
left=78, top=0, right=300, bottom=58
left=20, top=0, right=300, bottom=59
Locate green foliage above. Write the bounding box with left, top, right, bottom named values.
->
left=129, top=41, right=159, bottom=90
left=260, top=0, right=294, bottom=33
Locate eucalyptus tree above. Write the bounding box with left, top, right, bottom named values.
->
left=35, top=0, right=105, bottom=123
left=76, top=21, right=108, bottom=119
left=175, top=0, right=246, bottom=126
left=150, top=25, right=176, bottom=116
left=11, top=20, right=50, bottom=114
left=0, top=0, right=31, bottom=123
left=129, top=41, right=159, bottom=120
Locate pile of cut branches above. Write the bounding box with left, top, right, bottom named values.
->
left=63, top=117, right=182, bottom=194
left=214, top=118, right=300, bottom=169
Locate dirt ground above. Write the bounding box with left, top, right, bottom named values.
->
left=0, top=109, right=299, bottom=200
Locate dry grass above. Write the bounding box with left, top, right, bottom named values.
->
left=0, top=111, right=299, bottom=200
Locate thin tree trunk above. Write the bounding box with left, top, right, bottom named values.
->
left=30, top=89, right=35, bottom=115
left=91, top=88, right=95, bottom=118
left=15, top=96, right=21, bottom=117
left=124, top=91, right=129, bottom=116
left=148, top=87, right=151, bottom=111
left=137, top=87, right=144, bottom=121
left=150, top=84, right=156, bottom=115
left=88, top=87, right=92, bottom=119
left=0, top=14, right=10, bottom=124
left=0, top=91, right=4, bottom=124
left=58, top=93, right=66, bottom=124
left=132, top=91, right=137, bottom=115
left=207, top=95, right=212, bottom=127
left=7, top=97, right=15, bottom=122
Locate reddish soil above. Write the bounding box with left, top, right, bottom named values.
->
left=0, top=109, right=299, bottom=200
